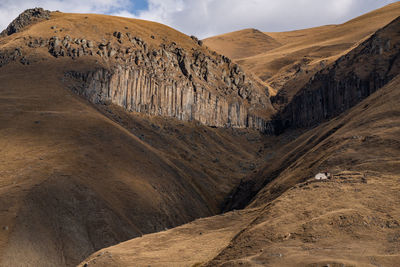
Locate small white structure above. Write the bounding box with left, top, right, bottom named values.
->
left=315, top=172, right=331, bottom=180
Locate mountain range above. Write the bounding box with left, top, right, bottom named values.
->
left=0, top=3, right=399, bottom=267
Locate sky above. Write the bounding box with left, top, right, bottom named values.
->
left=0, top=0, right=397, bottom=38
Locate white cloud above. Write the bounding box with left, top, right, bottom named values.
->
left=0, top=0, right=397, bottom=38
left=134, top=0, right=397, bottom=38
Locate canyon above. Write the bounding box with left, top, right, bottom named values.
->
left=0, top=3, right=399, bottom=267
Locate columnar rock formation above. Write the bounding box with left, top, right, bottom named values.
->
left=61, top=33, right=275, bottom=133
left=0, top=9, right=275, bottom=133
left=277, top=17, right=400, bottom=130
left=66, top=67, right=273, bottom=132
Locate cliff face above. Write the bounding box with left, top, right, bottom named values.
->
left=277, top=17, right=400, bottom=131
left=66, top=68, right=268, bottom=131
left=0, top=10, right=275, bottom=133
left=60, top=33, right=274, bottom=133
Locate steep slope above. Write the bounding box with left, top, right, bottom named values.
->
left=0, top=9, right=275, bottom=133
left=206, top=75, right=400, bottom=267
left=78, top=6, right=400, bottom=266
left=221, top=15, right=400, bottom=212
left=203, top=28, right=281, bottom=60
left=277, top=15, right=399, bottom=129
left=205, top=2, right=400, bottom=98
left=80, top=72, right=400, bottom=267
left=0, top=9, right=276, bottom=267
left=2, top=5, right=399, bottom=267
left=0, top=60, right=262, bottom=267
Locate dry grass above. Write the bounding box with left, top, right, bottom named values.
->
left=80, top=74, right=400, bottom=267
left=0, top=4, right=399, bottom=267
left=204, top=2, right=400, bottom=96
left=0, top=12, right=278, bottom=264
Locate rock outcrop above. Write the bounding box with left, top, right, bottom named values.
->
left=56, top=32, right=275, bottom=133
left=0, top=8, right=50, bottom=37
left=276, top=17, right=400, bottom=131
left=0, top=10, right=275, bottom=133
left=0, top=48, right=26, bottom=67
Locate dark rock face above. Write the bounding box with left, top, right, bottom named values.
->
left=0, top=8, right=50, bottom=37
left=276, top=17, right=400, bottom=131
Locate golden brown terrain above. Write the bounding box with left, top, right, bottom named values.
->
left=0, top=10, right=277, bottom=266
left=204, top=2, right=400, bottom=99
left=0, top=3, right=399, bottom=267
left=80, top=69, right=400, bottom=267
left=0, top=61, right=272, bottom=266
left=79, top=3, right=400, bottom=267
left=202, top=28, right=281, bottom=61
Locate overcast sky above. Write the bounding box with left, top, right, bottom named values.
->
left=0, top=0, right=397, bottom=38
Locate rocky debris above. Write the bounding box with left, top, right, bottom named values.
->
left=0, top=8, right=50, bottom=37
left=0, top=47, right=26, bottom=67
left=113, top=31, right=122, bottom=39
left=276, top=17, right=400, bottom=131
left=190, top=35, right=203, bottom=46
left=37, top=36, right=96, bottom=58
left=20, top=56, right=29, bottom=65
left=28, top=37, right=47, bottom=48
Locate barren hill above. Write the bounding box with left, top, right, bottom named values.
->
left=203, top=28, right=281, bottom=60
left=0, top=3, right=399, bottom=267
left=204, top=2, right=400, bottom=98
left=80, top=57, right=400, bottom=267
left=78, top=5, right=400, bottom=267
left=0, top=9, right=275, bottom=132
left=0, top=8, right=276, bottom=266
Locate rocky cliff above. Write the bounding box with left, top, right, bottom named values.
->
left=276, top=16, right=400, bottom=130
left=62, top=33, right=274, bottom=133
left=0, top=10, right=275, bottom=133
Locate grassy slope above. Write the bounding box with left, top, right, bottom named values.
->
left=0, top=12, right=274, bottom=266
left=203, top=28, right=281, bottom=60
left=1, top=5, right=399, bottom=267
left=80, top=73, right=400, bottom=267
left=0, top=11, right=203, bottom=51
left=204, top=2, right=400, bottom=96
left=207, top=74, right=400, bottom=267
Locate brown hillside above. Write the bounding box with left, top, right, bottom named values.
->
left=77, top=4, right=400, bottom=267
left=1, top=9, right=274, bottom=132
left=0, top=10, right=277, bottom=266
left=0, top=60, right=272, bottom=266
left=204, top=2, right=400, bottom=97
left=203, top=28, right=281, bottom=60
left=1, top=4, right=399, bottom=267
left=80, top=72, right=400, bottom=267
left=277, top=15, right=400, bottom=128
